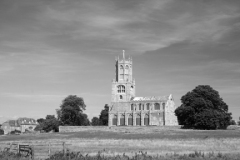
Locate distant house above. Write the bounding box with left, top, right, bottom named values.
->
left=17, top=118, right=38, bottom=132
left=1, top=118, right=38, bottom=134
left=1, top=120, right=21, bottom=134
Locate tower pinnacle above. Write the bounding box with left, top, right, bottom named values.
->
left=122, top=50, right=125, bottom=60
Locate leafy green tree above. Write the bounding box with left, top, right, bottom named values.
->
left=229, top=120, right=236, bottom=125
left=99, top=104, right=109, bottom=126
left=37, top=118, right=45, bottom=124
left=237, top=121, right=240, bottom=126
left=0, top=129, right=4, bottom=135
left=175, top=85, right=232, bottom=130
left=35, top=115, right=60, bottom=132
left=46, top=115, right=55, bottom=120
left=42, top=117, right=60, bottom=132
left=57, top=95, right=89, bottom=126
left=91, top=117, right=100, bottom=126
left=34, top=125, right=43, bottom=132
left=79, top=113, right=90, bottom=126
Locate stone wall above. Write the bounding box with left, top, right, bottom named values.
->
left=59, top=125, right=181, bottom=133
left=59, top=126, right=110, bottom=133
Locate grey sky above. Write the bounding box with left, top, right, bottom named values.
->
left=0, top=0, right=240, bottom=122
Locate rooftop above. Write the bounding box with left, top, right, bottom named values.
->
left=131, top=96, right=168, bottom=102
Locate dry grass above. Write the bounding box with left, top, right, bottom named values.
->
left=1, top=126, right=240, bottom=157
left=56, top=138, right=240, bottom=156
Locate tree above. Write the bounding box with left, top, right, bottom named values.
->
left=34, top=125, right=43, bottom=132
left=37, top=118, right=45, bottom=124
left=42, top=117, right=60, bottom=132
left=237, top=121, right=240, bottom=126
left=46, top=115, right=55, bottom=120
left=35, top=115, right=60, bottom=132
left=99, top=104, right=109, bottom=125
left=229, top=120, right=236, bottom=125
left=78, top=113, right=90, bottom=126
left=0, top=129, right=4, bottom=135
left=91, top=117, right=100, bottom=126
left=175, top=85, right=232, bottom=130
left=57, top=95, right=89, bottom=126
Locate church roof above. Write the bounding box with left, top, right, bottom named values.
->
left=131, top=96, right=168, bottom=102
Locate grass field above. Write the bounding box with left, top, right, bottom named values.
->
left=1, top=126, right=240, bottom=158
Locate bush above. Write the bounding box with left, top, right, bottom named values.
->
left=34, top=124, right=43, bottom=131
left=91, top=117, right=100, bottom=126
left=229, top=120, right=236, bottom=125
left=34, top=115, right=60, bottom=132
left=10, top=129, right=21, bottom=135
left=42, top=118, right=60, bottom=132
left=0, top=129, right=4, bottom=135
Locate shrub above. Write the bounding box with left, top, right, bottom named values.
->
left=34, top=124, right=43, bottom=131
left=10, top=129, right=21, bottom=135
left=0, top=129, right=4, bottom=135
left=34, top=115, right=60, bottom=132
left=91, top=117, right=100, bottom=126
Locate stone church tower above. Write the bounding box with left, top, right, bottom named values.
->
left=111, top=50, right=135, bottom=103
left=108, top=51, right=178, bottom=126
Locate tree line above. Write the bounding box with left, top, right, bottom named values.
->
left=35, top=95, right=109, bottom=132
left=34, top=85, right=238, bottom=133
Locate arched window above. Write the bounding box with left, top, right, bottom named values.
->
left=120, top=65, right=124, bottom=72
left=162, top=103, right=165, bottom=110
left=120, top=114, right=125, bottom=126
left=128, top=114, right=133, bottom=125
left=120, top=95, right=123, bottom=99
left=144, top=114, right=149, bottom=126
left=120, top=65, right=124, bottom=79
left=131, top=104, right=134, bottom=111
left=125, top=65, right=129, bottom=74
left=139, top=104, right=142, bottom=110
left=146, top=103, right=150, bottom=110
left=117, top=85, right=125, bottom=93
left=142, top=104, right=144, bottom=110
left=136, top=114, right=141, bottom=126
left=112, top=115, right=117, bottom=126
left=154, top=103, right=160, bottom=110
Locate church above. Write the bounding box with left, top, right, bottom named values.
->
left=108, top=51, right=178, bottom=126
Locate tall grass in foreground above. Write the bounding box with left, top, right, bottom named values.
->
left=1, top=151, right=240, bottom=160
left=0, top=151, right=29, bottom=160
left=48, top=151, right=240, bottom=160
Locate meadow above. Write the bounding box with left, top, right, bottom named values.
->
left=0, top=126, right=240, bottom=159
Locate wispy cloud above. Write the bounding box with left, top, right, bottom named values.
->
left=0, top=0, right=240, bottom=120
